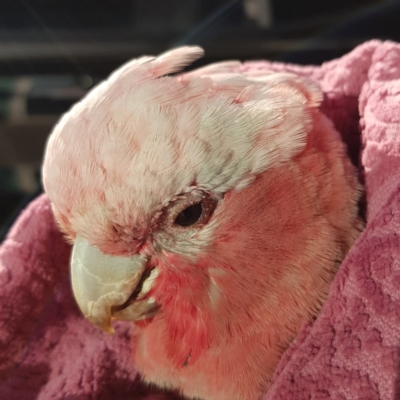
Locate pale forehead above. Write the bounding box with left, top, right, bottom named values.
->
left=45, top=82, right=265, bottom=216
left=43, top=48, right=318, bottom=239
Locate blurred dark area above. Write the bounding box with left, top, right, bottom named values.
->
left=0, top=0, right=398, bottom=240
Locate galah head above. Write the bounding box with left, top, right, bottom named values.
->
left=43, top=46, right=322, bottom=337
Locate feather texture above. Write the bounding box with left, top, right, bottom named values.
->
left=44, top=47, right=322, bottom=254
left=42, top=47, right=363, bottom=400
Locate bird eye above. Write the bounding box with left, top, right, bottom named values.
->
left=174, top=203, right=203, bottom=227
left=161, top=191, right=219, bottom=231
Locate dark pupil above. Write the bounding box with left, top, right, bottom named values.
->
left=175, top=203, right=203, bottom=227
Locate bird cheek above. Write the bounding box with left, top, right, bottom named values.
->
left=162, top=251, right=188, bottom=269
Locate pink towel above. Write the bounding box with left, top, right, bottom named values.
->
left=1, top=40, right=400, bottom=400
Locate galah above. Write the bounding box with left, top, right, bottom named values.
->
left=42, top=47, right=363, bottom=400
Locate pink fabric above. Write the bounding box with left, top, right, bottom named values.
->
left=1, top=40, right=400, bottom=399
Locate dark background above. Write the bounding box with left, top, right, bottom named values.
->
left=0, top=0, right=397, bottom=239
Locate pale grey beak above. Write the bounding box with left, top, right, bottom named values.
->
left=71, top=236, right=158, bottom=333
